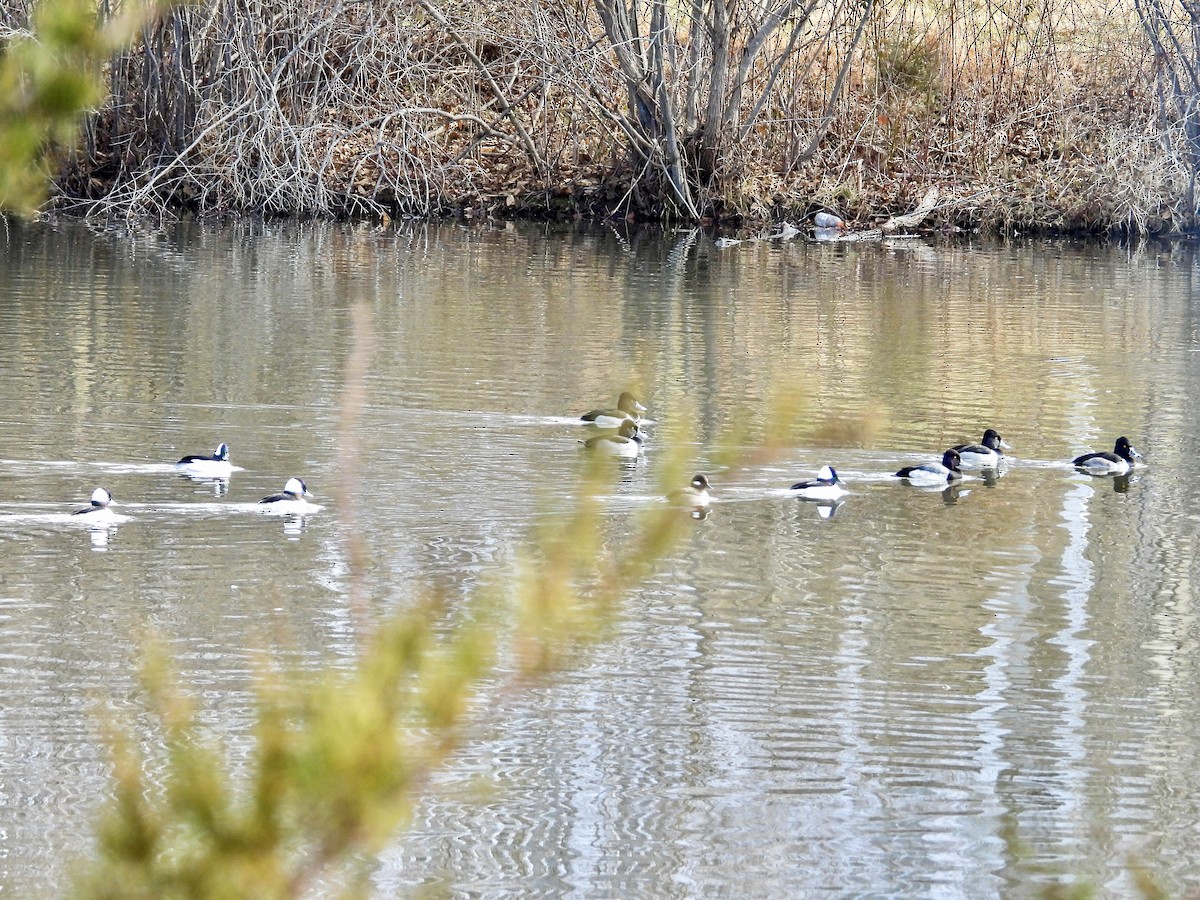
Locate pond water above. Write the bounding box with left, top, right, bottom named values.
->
left=1, top=218, right=1198, bottom=896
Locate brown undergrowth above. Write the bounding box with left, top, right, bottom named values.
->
left=39, top=0, right=1192, bottom=233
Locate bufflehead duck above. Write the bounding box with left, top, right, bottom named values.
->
left=790, top=465, right=848, bottom=501
left=951, top=429, right=1009, bottom=469
left=670, top=474, right=713, bottom=508
left=73, top=487, right=121, bottom=520
left=176, top=442, right=232, bottom=477
left=581, top=392, right=645, bottom=428
left=1073, top=436, right=1141, bottom=476
left=895, top=449, right=964, bottom=485
left=583, top=420, right=644, bottom=457
left=259, top=477, right=321, bottom=513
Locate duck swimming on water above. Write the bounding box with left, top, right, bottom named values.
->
left=895, top=449, right=964, bottom=485
left=259, top=477, right=321, bottom=514
left=583, top=420, right=644, bottom=457
left=74, top=486, right=117, bottom=517
left=581, top=392, right=645, bottom=429
left=670, top=474, right=713, bottom=508
left=951, top=429, right=1009, bottom=469
left=1073, top=437, right=1141, bottom=476
left=790, top=466, right=848, bottom=501
left=175, top=442, right=233, bottom=478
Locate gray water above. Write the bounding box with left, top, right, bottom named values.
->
left=1, top=219, right=1198, bottom=897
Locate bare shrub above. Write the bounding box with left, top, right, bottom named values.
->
left=35, top=0, right=1195, bottom=231
left=69, top=0, right=600, bottom=220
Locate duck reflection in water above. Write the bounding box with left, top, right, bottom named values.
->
left=795, top=498, right=845, bottom=520
left=899, top=478, right=970, bottom=505
left=282, top=516, right=309, bottom=538
left=980, top=468, right=1006, bottom=488
left=88, top=525, right=117, bottom=550
left=815, top=499, right=845, bottom=519
left=180, top=475, right=229, bottom=497
left=941, top=483, right=970, bottom=505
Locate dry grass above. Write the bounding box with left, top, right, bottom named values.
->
left=40, top=0, right=1196, bottom=233
left=718, top=1, right=1176, bottom=232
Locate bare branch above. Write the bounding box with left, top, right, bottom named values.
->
left=410, top=0, right=546, bottom=176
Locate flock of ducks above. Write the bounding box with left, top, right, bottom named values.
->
left=73, top=395, right=1143, bottom=525
left=579, top=392, right=648, bottom=457
left=580, top=393, right=1144, bottom=515
left=72, top=443, right=319, bottom=524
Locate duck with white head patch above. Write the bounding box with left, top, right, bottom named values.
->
left=176, top=442, right=233, bottom=478
left=1073, top=436, right=1141, bottom=476
left=670, top=474, right=713, bottom=509
left=73, top=487, right=128, bottom=523
left=790, top=466, right=848, bottom=501
left=259, top=477, right=322, bottom=514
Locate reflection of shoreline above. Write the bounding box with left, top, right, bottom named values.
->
left=0, top=222, right=1170, bottom=465
left=0, top=222, right=1190, bottom=899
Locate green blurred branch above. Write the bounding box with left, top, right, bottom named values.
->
left=72, top=388, right=801, bottom=898
left=0, top=0, right=161, bottom=215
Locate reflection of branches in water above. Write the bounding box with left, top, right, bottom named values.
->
left=665, top=228, right=701, bottom=272
left=338, top=299, right=375, bottom=641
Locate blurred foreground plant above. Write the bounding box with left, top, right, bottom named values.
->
left=0, top=0, right=160, bottom=214
left=71, top=391, right=802, bottom=899
left=77, top=602, right=494, bottom=898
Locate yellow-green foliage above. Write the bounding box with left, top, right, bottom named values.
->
left=0, top=0, right=157, bottom=214
left=74, top=603, right=496, bottom=898
left=70, top=402, right=797, bottom=898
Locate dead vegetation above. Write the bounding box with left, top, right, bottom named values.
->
left=35, top=0, right=1199, bottom=232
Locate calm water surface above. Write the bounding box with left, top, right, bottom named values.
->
left=1, top=220, right=1199, bottom=896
